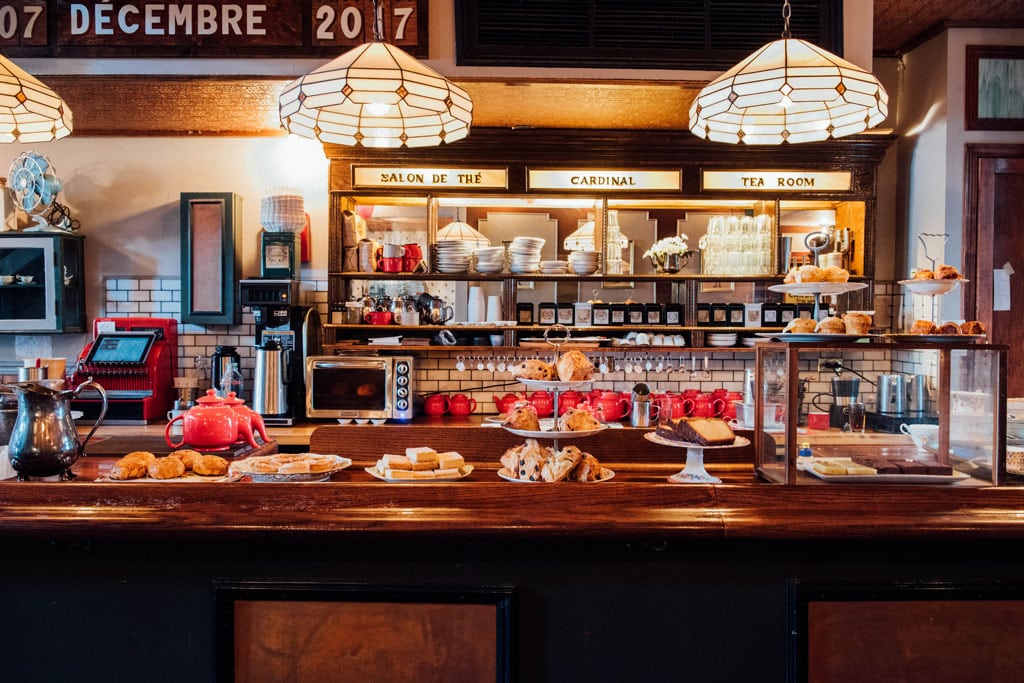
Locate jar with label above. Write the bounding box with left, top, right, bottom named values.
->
left=664, top=303, right=683, bottom=326
left=762, top=303, right=780, bottom=327
left=592, top=303, right=610, bottom=326
left=345, top=301, right=364, bottom=324
left=779, top=303, right=798, bottom=324
left=711, top=303, right=729, bottom=326
left=696, top=303, right=711, bottom=326
left=797, top=303, right=815, bottom=320
left=330, top=305, right=345, bottom=324
left=557, top=303, right=575, bottom=326
left=574, top=302, right=593, bottom=327
left=609, top=303, right=627, bottom=326
left=627, top=303, right=645, bottom=325
left=727, top=303, right=745, bottom=326
left=538, top=302, right=557, bottom=325
left=644, top=303, right=662, bottom=325
left=516, top=302, right=535, bottom=325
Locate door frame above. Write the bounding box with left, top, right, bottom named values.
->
left=963, top=143, right=1024, bottom=329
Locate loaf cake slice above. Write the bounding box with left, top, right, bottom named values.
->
left=661, top=417, right=735, bottom=446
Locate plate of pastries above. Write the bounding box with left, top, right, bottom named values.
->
left=768, top=312, right=874, bottom=341
left=230, top=453, right=352, bottom=482
left=887, top=319, right=987, bottom=343
left=365, top=447, right=473, bottom=482
left=771, top=265, right=868, bottom=296
left=510, top=349, right=594, bottom=389
left=501, top=405, right=607, bottom=438
left=498, top=439, right=612, bottom=482
left=647, top=417, right=750, bottom=449
left=899, top=264, right=966, bottom=295
left=100, top=450, right=239, bottom=482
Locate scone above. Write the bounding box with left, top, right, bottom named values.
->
left=568, top=453, right=604, bottom=482
left=503, top=405, right=541, bottom=431
left=797, top=264, right=825, bottom=282
left=511, top=358, right=554, bottom=381
left=842, top=312, right=872, bottom=335
left=170, top=449, right=202, bottom=471
left=821, top=265, right=850, bottom=283
left=193, top=454, right=229, bottom=476
left=555, top=350, right=594, bottom=382
left=913, top=269, right=934, bottom=280
left=960, top=320, right=987, bottom=335
left=815, top=316, right=845, bottom=334
left=784, top=318, right=817, bottom=333
left=109, top=457, right=147, bottom=480
left=935, top=264, right=961, bottom=280
left=910, top=319, right=938, bottom=335
left=148, top=456, right=186, bottom=480
left=122, top=450, right=156, bottom=466
left=557, top=407, right=602, bottom=432
left=541, top=446, right=584, bottom=482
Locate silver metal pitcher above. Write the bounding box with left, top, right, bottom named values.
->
left=4, top=378, right=107, bottom=480
left=876, top=374, right=907, bottom=415
left=252, top=340, right=289, bottom=416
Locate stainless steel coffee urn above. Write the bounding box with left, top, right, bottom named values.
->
left=876, top=374, right=907, bottom=415
left=252, top=340, right=289, bottom=416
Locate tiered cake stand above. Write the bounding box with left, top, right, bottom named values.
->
left=767, top=281, right=868, bottom=320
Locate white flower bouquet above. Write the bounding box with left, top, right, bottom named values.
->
left=644, top=235, right=692, bottom=273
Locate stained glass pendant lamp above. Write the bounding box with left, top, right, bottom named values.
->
left=279, top=1, right=472, bottom=148
left=0, top=55, right=73, bottom=143
left=689, top=0, right=888, bottom=144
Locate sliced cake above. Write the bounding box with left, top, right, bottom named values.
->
left=660, top=417, right=736, bottom=446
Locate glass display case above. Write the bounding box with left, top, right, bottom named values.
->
left=0, top=232, right=85, bottom=333
left=753, top=340, right=1008, bottom=486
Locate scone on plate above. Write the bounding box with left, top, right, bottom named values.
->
left=815, top=316, right=845, bottom=334
left=784, top=318, right=817, bottom=333
left=842, top=312, right=872, bottom=335
left=511, top=358, right=554, bottom=381
left=557, top=407, right=602, bottom=432
left=503, top=405, right=541, bottom=431
left=821, top=265, right=850, bottom=283
left=555, top=350, right=594, bottom=382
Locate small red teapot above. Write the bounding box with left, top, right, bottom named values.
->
left=591, top=390, right=629, bottom=422
left=689, top=393, right=726, bottom=418
left=526, top=391, right=554, bottom=418
left=423, top=393, right=450, bottom=417
left=223, top=391, right=270, bottom=444
left=557, top=390, right=583, bottom=415
left=449, top=393, right=477, bottom=417
left=492, top=392, right=525, bottom=415
left=165, top=390, right=256, bottom=451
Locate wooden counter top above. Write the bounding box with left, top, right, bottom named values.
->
left=3, top=424, right=1023, bottom=542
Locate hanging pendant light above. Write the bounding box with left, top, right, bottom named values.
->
left=436, top=208, right=490, bottom=249
left=0, top=54, right=73, bottom=143
left=689, top=0, right=887, bottom=144
left=279, top=0, right=471, bottom=148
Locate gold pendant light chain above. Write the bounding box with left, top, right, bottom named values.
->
left=781, top=0, right=792, bottom=38
left=371, top=0, right=384, bottom=41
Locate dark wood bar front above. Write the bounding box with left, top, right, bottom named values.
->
left=3, top=424, right=1024, bottom=682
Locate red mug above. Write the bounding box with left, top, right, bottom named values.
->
left=681, top=388, right=701, bottom=400
left=378, top=256, right=403, bottom=273
left=423, top=394, right=450, bottom=416
left=365, top=311, right=393, bottom=325
left=402, top=243, right=423, bottom=260
left=807, top=411, right=830, bottom=430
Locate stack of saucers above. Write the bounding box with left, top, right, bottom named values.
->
left=433, top=241, right=472, bottom=273
left=568, top=250, right=599, bottom=274
left=508, top=236, right=545, bottom=273
left=707, top=332, right=738, bottom=347
left=741, top=336, right=758, bottom=347
left=540, top=260, right=568, bottom=274
left=473, top=246, right=506, bottom=273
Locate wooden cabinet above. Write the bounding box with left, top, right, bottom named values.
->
left=0, top=232, right=85, bottom=333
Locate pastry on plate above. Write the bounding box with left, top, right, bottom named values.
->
left=937, top=321, right=961, bottom=335
left=193, top=454, right=229, bottom=476
left=108, top=456, right=148, bottom=480
left=913, top=269, right=934, bottom=280
left=935, top=264, right=961, bottom=280
left=960, top=320, right=986, bottom=335
left=910, top=319, right=939, bottom=335
left=815, top=316, right=846, bottom=334
left=568, top=452, right=605, bottom=482
left=122, top=450, right=156, bottom=466
left=783, top=318, right=817, bottom=334
left=796, top=264, right=825, bottom=282
left=657, top=416, right=735, bottom=446
left=541, top=445, right=584, bottom=482
left=511, top=358, right=554, bottom=381
left=503, top=405, right=541, bottom=431
left=555, top=349, right=594, bottom=382
left=500, top=439, right=549, bottom=482
left=148, top=456, right=186, bottom=480
left=169, top=449, right=202, bottom=471
left=822, top=265, right=850, bottom=283
left=842, top=312, right=872, bottom=335
left=557, top=407, right=602, bottom=432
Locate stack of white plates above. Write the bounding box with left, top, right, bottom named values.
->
left=707, top=333, right=738, bottom=347
left=741, top=336, right=758, bottom=347
left=540, top=260, right=567, bottom=274
left=433, top=241, right=472, bottom=273
left=508, top=236, right=545, bottom=273
left=473, top=246, right=506, bottom=273
left=568, top=250, right=599, bottom=274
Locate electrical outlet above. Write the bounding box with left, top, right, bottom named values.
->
left=817, top=358, right=843, bottom=378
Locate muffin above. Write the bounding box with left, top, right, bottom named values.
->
left=784, top=318, right=817, bottom=333
left=842, top=312, right=872, bottom=335
left=815, top=317, right=846, bottom=334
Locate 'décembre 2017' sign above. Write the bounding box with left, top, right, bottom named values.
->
left=0, top=0, right=426, bottom=57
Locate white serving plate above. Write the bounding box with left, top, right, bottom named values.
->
left=231, top=454, right=352, bottom=483
left=801, top=466, right=969, bottom=485
left=518, top=378, right=593, bottom=391
left=767, top=282, right=868, bottom=296
left=364, top=465, right=473, bottom=483
left=898, top=279, right=966, bottom=295
left=502, top=422, right=607, bottom=439
left=643, top=432, right=750, bottom=450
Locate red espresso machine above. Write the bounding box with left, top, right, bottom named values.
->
left=71, top=317, right=178, bottom=424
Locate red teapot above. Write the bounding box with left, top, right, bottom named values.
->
left=527, top=391, right=554, bottom=418
left=423, top=393, right=450, bottom=417
left=492, top=392, right=525, bottom=415
left=591, top=390, right=629, bottom=422
left=557, top=390, right=583, bottom=415
left=449, top=393, right=477, bottom=417
left=653, top=393, right=686, bottom=420
left=165, top=390, right=256, bottom=451
left=223, top=391, right=270, bottom=444
left=689, top=393, right=726, bottom=418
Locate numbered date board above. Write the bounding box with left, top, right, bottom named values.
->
left=0, top=0, right=426, bottom=58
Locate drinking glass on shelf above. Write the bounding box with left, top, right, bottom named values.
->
left=844, top=402, right=867, bottom=433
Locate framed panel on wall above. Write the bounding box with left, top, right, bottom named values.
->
left=966, top=45, right=1024, bottom=131
left=214, top=580, right=514, bottom=683
left=180, top=192, right=242, bottom=325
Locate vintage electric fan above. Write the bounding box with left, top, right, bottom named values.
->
left=7, top=151, right=73, bottom=230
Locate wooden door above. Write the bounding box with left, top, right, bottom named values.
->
left=965, top=145, right=1024, bottom=396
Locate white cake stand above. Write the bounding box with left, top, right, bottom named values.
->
left=644, top=432, right=751, bottom=484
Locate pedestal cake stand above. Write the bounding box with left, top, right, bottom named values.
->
left=644, top=431, right=751, bottom=484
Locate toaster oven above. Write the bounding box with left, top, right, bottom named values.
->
left=305, top=355, right=414, bottom=421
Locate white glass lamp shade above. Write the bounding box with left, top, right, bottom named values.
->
left=0, top=56, right=72, bottom=143
left=436, top=220, right=490, bottom=249
left=689, top=38, right=888, bottom=144
left=564, top=221, right=595, bottom=251
left=279, top=42, right=472, bottom=148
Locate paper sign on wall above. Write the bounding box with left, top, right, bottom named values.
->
left=994, top=268, right=1011, bottom=311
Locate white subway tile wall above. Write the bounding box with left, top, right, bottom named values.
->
left=96, top=277, right=936, bottom=414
